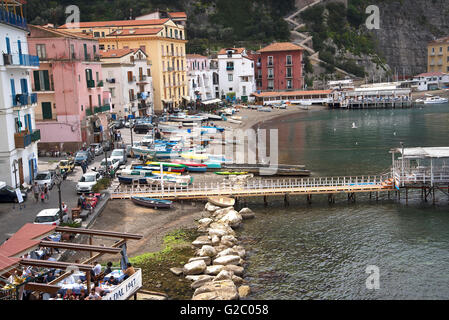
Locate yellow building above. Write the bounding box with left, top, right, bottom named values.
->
left=427, top=36, right=449, bottom=73
left=58, top=18, right=188, bottom=113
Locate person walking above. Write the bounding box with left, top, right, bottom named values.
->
left=32, top=182, right=41, bottom=203
left=81, top=161, right=87, bottom=174
left=43, top=183, right=49, bottom=201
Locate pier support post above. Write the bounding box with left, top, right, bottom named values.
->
left=284, top=194, right=289, bottom=207
left=328, top=194, right=335, bottom=204
left=376, top=192, right=379, bottom=201
left=433, top=188, right=436, bottom=205
left=405, top=188, right=408, bottom=205
left=263, top=195, right=268, bottom=207
left=388, top=191, right=390, bottom=200
left=307, top=194, right=312, bottom=205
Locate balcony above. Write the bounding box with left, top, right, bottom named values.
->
left=87, top=80, right=95, bottom=88
left=128, top=76, right=136, bottom=82
left=14, top=131, right=32, bottom=149
left=3, top=53, right=40, bottom=67
left=86, top=104, right=110, bottom=116
left=106, top=78, right=116, bottom=83
left=138, top=75, right=147, bottom=82
left=226, top=66, right=234, bottom=71
left=0, top=7, right=28, bottom=31
left=97, top=80, right=104, bottom=87
left=14, top=93, right=38, bottom=107
left=31, top=129, right=41, bottom=142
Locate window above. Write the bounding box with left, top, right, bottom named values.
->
left=94, top=32, right=100, bottom=37
left=268, top=80, right=274, bottom=90
left=268, top=68, right=274, bottom=78
left=286, top=55, right=292, bottom=65
left=180, top=31, right=183, bottom=39
left=98, top=94, right=101, bottom=107
left=242, top=86, right=246, bottom=96
left=70, top=44, right=75, bottom=59
left=229, top=88, right=233, bottom=91
left=101, top=32, right=105, bottom=37
left=228, top=74, right=233, bottom=81
left=83, top=44, right=88, bottom=60
left=36, top=44, right=46, bottom=60
left=33, top=70, right=51, bottom=91
left=110, top=88, right=115, bottom=98
left=268, top=56, right=273, bottom=66
left=226, top=62, right=234, bottom=70
left=287, top=79, right=292, bottom=89
left=286, top=67, right=292, bottom=78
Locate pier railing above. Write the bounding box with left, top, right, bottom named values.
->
left=110, top=174, right=394, bottom=199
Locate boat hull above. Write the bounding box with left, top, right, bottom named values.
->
left=207, top=196, right=235, bottom=208
left=131, top=197, right=172, bottom=209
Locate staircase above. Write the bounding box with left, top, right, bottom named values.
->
left=285, top=0, right=355, bottom=78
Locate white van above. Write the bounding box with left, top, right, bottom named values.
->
left=34, top=208, right=67, bottom=225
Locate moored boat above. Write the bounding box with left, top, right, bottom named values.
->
left=207, top=196, right=235, bottom=207
left=214, top=171, right=248, bottom=175
left=131, top=196, right=173, bottom=209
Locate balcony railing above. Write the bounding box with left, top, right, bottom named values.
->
left=14, top=131, right=32, bottom=149
left=138, top=75, right=147, bottom=82
left=3, top=53, right=40, bottom=67
left=94, top=104, right=110, bottom=113
left=0, top=7, right=28, bottom=30
left=31, top=129, right=41, bottom=142
left=87, top=80, right=95, bottom=88
left=97, top=80, right=104, bottom=87
left=14, top=93, right=38, bottom=106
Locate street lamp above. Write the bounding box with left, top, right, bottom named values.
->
left=55, top=172, right=64, bottom=224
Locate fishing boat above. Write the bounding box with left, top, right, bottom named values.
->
left=181, top=153, right=209, bottom=161
left=227, top=118, right=242, bottom=124
left=203, top=161, right=222, bottom=169
left=207, top=196, right=235, bottom=208
left=214, top=171, right=248, bottom=175
left=118, top=169, right=153, bottom=184
left=415, top=95, right=448, bottom=104
left=146, top=175, right=193, bottom=187
left=221, top=163, right=311, bottom=176
left=131, top=146, right=157, bottom=158
left=186, top=166, right=207, bottom=172
left=147, top=161, right=187, bottom=169
left=198, top=113, right=222, bottom=121
left=259, top=107, right=272, bottom=112
left=131, top=196, right=173, bottom=209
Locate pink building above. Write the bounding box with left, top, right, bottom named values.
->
left=27, top=25, right=110, bottom=152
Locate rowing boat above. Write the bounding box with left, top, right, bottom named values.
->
left=207, top=196, right=235, bottom=207
left=131, top=196, right=173, bottom=209
left=214, top=171, right=248, bottom=175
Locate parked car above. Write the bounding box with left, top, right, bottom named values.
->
left=110, top=149, right=127, bottom=165
left=76, top=172, right=102, bottom=194
left=0, top=182, right=27, bottom=203
left=100, top=158, right=120, bottom=172
left=113, top=120, right=124, bottom=129
left=134, top=123, right=151, bottom=134
left=58, top=158, right=75, bottom=173
left=34, top=171, right=55, bottom=189
left=90, top=143, right=104, bottom=156
left=34, top=208, right=67, bottom=225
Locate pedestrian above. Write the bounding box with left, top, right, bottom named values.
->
left=81, top=161, right=87, bottom=174
left=32, top=182, right=40, bottom=203
left=40, top=191, right=45, bottom=203
left=43, top=183, right=49, bottom=201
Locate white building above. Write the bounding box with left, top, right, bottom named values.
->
left=100, top=48, right=153, bottom=118
left=217, top=48, right=256, bottom=103
left=0, top=2, right=40, bottom=188
left=186, top=54, right=217, bottom=102
left=407, top=72, right=449, bottom=91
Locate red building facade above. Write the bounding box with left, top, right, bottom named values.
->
left=257, top=42, right=304, bottom=91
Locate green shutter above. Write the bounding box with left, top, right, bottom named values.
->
left=42, top=102, right=52, bottom=120
left=34, top=71, right=40, bottom=91
left=43, top=70, right=50, bottom=91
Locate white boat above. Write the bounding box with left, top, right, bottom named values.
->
left=227, top=118, right=242, bottom=124
left=415, top=96, right=448, bottom=104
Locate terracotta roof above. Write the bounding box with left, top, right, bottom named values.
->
left=186, top=54, right=207, bottom=59
left=28, top=25, right=97, bottom=41
left=258, top=42, right=304, bottom=53
left=107, top=27, right=163, bottom=37
left=168, top=12, right=187, bottom=18
left=0, top=224, right=56, bottom=258
left=59, top=19, right=169, bottom=29
left=0, top=254, right=19, bottom=275
left=99, top=48, right=135, bottom=58
left=429, top=36, right=449, bottom=44
left=416, top=72, right=447, bottom=77
left=217, top=48, right=246, bottom=55
left=252, top=90, right=333, bottom=98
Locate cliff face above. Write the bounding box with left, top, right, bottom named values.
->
left=370, top=0, right=449, bottom=76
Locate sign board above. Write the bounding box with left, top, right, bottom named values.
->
left=15, top=188, right=24, bottom=204
left=103, top=269, right=142, bottom=300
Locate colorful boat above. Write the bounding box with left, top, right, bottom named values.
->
left=146, top=175, right=193, bottom=187
left=186, top=166, right=207, bottom=172
left=131, top=197, right=173, bottom=209
left=181, top=153, right=209, bottom=160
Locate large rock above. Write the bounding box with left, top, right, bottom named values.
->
left=185, top=275, right=203, bottom=281
left=204, top=265, right=224, bottom=275
left=216, top=248, right=239, bottom=258
left=233, top=245, right=246, bottom=258
left=198, top=218, right=213, bottom=228
left=188, top=256, right=211, bottom=265
left=219, top=210, right=243, bottom=228
left=223, top=265, right=244, bottom=277
left=232, top=275, right=244, bottom=286
left=211, top=206, right=235, bottom=218
left=205, top=202, right=220, bottom=212
left=238, top=285, right=251, bottom=298
left=208, top=222, right=235, bottom=237
left=183, top=260, right=207, bottom=275
left=211, top=235, right=220, bottom=246
left=213, top=269, right=234, bottom=282
left=192, top=235, right=212, bottom=247
left=198, top=245, right=217, bottom=257
left=191, top=275, right=215, bottom=290
left=192, top=280, right=238, bottom=300
left=213, top=255, right=241, bottom=266
left=239, top=208, right=255, bottom=219
left=221, top=235, right=238, bottom=245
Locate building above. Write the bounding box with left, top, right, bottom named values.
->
left=407, top=72, right=449, bottom=91
left=252, top=90, right=333, bottom=106
left=0, top=0, right=40, bottom=187
left=58, top=18, right=188, bottom=113
left=427, top=36, right=449, bottom=73
left=27, top=25, right=110, bottom=153
left=136, top=10, right=187, bottom=27
left=257, top=42, right=304, bottom=91
left=100, top=48, right=153, bottom=118
left=186, top=54, right=216, bottom=102
left=217, top=48, right=256, bottom=102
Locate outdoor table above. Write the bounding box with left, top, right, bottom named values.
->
left=48, top=233, right=61, bottom=242
left=104, top=270, right=125, bottom=282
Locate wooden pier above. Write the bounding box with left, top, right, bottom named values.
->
left=328, top=99, right=414, bottom=109
left=109, top=175, right=395, bottom=201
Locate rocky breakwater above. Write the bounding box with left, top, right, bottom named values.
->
left=172, top=202, right=255, bottom=300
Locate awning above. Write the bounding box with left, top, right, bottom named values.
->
left=393, top=147, right=449, bottom=159
left=201, top=98, right=222, bottom=105
left=182, top=96, right=191, bottom=101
